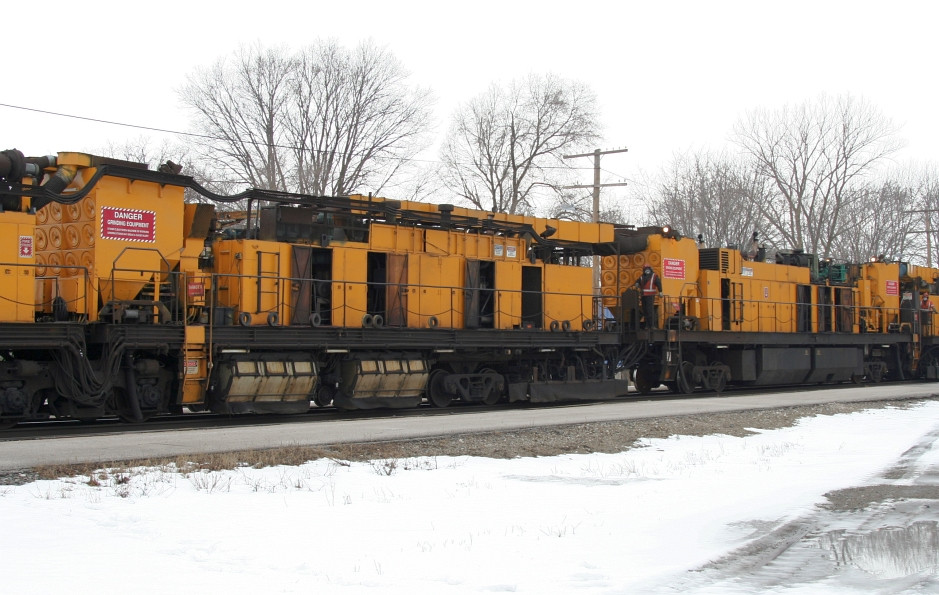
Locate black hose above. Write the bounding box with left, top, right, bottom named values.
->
left=124, top=353, right=143, bottom=422
left=0, top=149, right=26, bottom=211
left=0, top=149, right=25, bottom=182
left=894, top=345, right=906, bottom=381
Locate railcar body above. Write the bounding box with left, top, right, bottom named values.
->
left=602, top=227, right=939, bottom=394
left=0, top=149, right=629, bottom=425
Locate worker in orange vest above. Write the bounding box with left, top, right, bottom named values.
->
left=635, top=266, right=662, bottom=329
left=922, top=292, right=936, bottom=332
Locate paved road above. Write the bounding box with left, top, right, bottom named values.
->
left=665, top=399, right=939, bottom=592
left=1, top=384, right=936, bottom=470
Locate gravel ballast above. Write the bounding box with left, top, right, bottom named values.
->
left=1, top=398, right=933, bottom=487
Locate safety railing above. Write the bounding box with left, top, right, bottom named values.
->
left=0, top=261, right=90, bottom=323
left=9, top=254, right=930, bottom=339
left=661, top=291, right=911, bottom=335
left=201, top=270, right=615, bottom=331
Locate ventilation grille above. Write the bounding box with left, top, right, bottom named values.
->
left=698, top=248, right=729, bottom=272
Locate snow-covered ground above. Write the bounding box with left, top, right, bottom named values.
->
left=4, top=402, right=939, bottom=594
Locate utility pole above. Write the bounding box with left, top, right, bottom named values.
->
left=563, top=148, right=629, bottom=305
left=562, top=147, right=629, bottom=223
left=905, top=208, right=937, bottom=268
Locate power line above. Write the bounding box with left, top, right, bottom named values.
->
left=0, top=102, right=610, bottom=174
left=0, top=102, right=216, bottom=141
left=562, top=148, right=630, bottom=223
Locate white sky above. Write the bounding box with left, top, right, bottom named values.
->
left=4, top=0, right=937, bottom=199
left=3, top=401, right=939, bottom=592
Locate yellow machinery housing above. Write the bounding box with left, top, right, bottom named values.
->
left=602, top=231, right=868, bottom=335
left=33, top=153, right=188, bottom=323
left=602, top=228, right=939, bottom=393
left=0, top=210, right=36, bottom=322
left=215, top=199, right=610, bottom=333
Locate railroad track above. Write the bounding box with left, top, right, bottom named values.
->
left=0, top=400, right=551, bottom=441
left=0, top=381, right=906, bottom=441
left=0, top=382, right=932, bottom=473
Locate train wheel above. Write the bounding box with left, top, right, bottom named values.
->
left=676, top=361, right=695, bottom=394
left=709, top=362, right=727, bottom=394
left=919, top=350, right=939, bottom=380
left=428, top=370, right=452, bottom=408
left=313, top=386, right=334, bottom=408
left=634, top=366, right=658, bottom=395
left=480, top=368, right=502, bottom=405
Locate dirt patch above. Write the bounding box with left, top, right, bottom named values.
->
left=823, top=485, right=939, bottom=511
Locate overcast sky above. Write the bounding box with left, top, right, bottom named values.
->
left=4, top=0, right=937, bottom=200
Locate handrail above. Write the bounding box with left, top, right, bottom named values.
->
left=656, top=291, right=917, bottom=335
left=204, top=270, right=610, bottom=331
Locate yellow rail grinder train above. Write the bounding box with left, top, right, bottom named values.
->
left=0, top=148, right=935, bottom=425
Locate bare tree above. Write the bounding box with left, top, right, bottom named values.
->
left=288, top=41, right=433, bottom=196
left=96, top=135, right=246, bottom=205
left=180, top=43, right=294, bottom=191
left=179, top=41, right=433, bottom=196
left=98, top=136, right=185, bottom=168
left=641, top=150, right=768, bottom=249
left=734, top=95, right=900, bottom=257
left=440, top=74, right=601, bottom=215
left=544, top=190, right=629, bottom=224
left=844, top=163, right=939, bottom=265
left=839, top=178, right=919, bottom=263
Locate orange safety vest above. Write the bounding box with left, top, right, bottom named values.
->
left=641, top=274, right=659, bottom=296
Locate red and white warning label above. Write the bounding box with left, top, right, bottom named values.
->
left=19, top=236, right=33, bottom=258
left=662, top=258, right=685, bottom=280
left=101, top=207, right=156, bottom=242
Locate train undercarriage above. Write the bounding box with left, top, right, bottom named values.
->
left=626, top=326, right=937, bottom=396
left=0, top=320, right=629, bottom=426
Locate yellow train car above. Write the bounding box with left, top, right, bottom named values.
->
left=196, top=197, right=623, bottom=412
left=240, top=202, right=602, bottom=334
left=605, top=229, right=919, bottom=394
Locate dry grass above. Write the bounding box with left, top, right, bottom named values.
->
left=30, top=441, right=450, bottom=481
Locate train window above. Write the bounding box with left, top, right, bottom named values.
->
left=290, top=246, right=332, bottom=326
left=796, top=285, right=812, bottom=332
left=465, top=260, right=495, bottom=329
left=521, top=266, right=543, bottom=329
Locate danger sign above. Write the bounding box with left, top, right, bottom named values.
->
left=886, top=280, right=899, bottom=296
left=101, top=207, right=156, bottom=243
left=662, top=258, right=685, bottom=280
left=19, top=236, right=33, bottom=258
